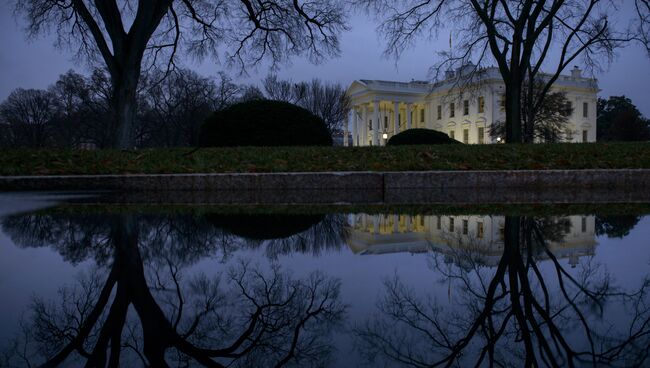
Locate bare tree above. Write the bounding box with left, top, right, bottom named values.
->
left=16, top=0, right=348, bottom=149
left=637, top=0, right=650, bottom=55
left=357, top=0, right=643, bottom=143
left=490, top=80, right=575, bottom=143
left=0, top=88, right=59, bottom=148
left=138, top=69, right=239, bottom=147
left=262, top=75, right=350, bottom=134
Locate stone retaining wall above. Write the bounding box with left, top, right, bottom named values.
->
left=1, top=169, right=649, bottom=191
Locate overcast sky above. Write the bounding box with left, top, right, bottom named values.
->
left=1, top=2, right=649, bottom=116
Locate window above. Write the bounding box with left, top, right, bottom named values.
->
left=450, top=103, right=455, bottom=118
left=583, top=102, right=588, bottom=118
left=477, top=222, right=484, bottom=239
left=462, top=220, right=468, bottom=235
left=437, top=105, right=442, bottom=120
left=478, top=127, right=485, bottom=144
left=581, top=217, right=587, bottom=233
left=449, top=130, right=455, bottom=140
left=436, top=216, right=441, bottom=230
left=499, top=95, right=506, bottom=111
left=478, top=96, right=485, bottom=113
left=368, top=120, right=372, bottom=131
left=420, top=109, right=425, bottom=123
left=419, top=216, right=424, bottom=227
left=449, top=217, right=455, bottom=232
left=384, top=116, right=388, bottom=130
left=463, top=100, right=469, bottom=115
left=582, top=130, right=588, bottom=142
left=463, top=129, right=469, bottom=144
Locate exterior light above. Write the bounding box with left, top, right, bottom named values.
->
left=382, top=132, right=388, bottom=140
left=496, top=137, right=502, bottom=143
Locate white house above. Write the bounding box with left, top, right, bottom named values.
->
left=344, top=66, right=599, bottom=146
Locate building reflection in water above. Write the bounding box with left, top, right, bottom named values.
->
left=347, top=214, right=596, bottom=267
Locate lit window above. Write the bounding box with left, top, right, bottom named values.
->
left=437, top=105, right=442, bottom=120
left=478, top=127, right=485, bottom=144
left=463, top=129, right=469, bottom=144
left=462, top=220, right=468, bottom=235
left=450, top=103, right=455, bottom=118
left=478, top=96, right=485, bottom=113
left=477, top=222, right=484, bottom=239
left=449, top=217, right=455, bottom=232
left=463, top=100, right=469, bottom=115
left=583, top=102, right=588, bottom=118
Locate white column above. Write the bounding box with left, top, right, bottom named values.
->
left=372, top=100, right=380, bottom=146
left=393, top=214, right=399, bottom=233
left=373, top=216, right=379, bottom=234
left=343, top=111, right=349, bottom=147
left=362, top=105, right=368, bottom=146
left=406, top=103, right=412, bottom=130
left=393, top=101, right=400, bottom=136
left=351, top=108, right=358, bottom=147
left=405, top=215, right=412, bottom=232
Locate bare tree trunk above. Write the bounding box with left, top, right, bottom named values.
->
left=505, top=83, right=523, bottom=144
left=112, top=73, right=140, bottom=149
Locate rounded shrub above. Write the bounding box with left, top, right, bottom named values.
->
left=199, top=99, right=332, bottom=147
left=387, top=128, right=460, bottom=146
left=205, top=214, right=324, bottom=240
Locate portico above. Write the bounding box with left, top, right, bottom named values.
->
left=346, top=80, right=430, bottom=146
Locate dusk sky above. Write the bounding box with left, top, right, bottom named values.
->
left=1, top=1, right=649, bottom=116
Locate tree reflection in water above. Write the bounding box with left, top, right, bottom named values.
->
left=0, top=213, right=346, bottom=367
left=354, top=216, right=650, bottom=367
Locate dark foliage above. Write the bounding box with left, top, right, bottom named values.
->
left=387, top=128, right=460, bottom=146
left=598, top=96, right=650, bottom=141
left=595, top=215, right=642, bottom=238
left=205, top=214, right=325, bottom=240
left=199, top=100, right=333, bottom=147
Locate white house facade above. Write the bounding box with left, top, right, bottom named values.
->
left=344, top=66, right=599, bottom=146
left=346, top=214, right=596, bottom=268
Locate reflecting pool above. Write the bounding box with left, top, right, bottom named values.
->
left=1, top=194, right=649, bottom=367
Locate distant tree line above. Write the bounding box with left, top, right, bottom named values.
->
left=0, top=70, right=348, bottom=149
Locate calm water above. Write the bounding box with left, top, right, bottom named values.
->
left=1, top=194, right=649, bottom=367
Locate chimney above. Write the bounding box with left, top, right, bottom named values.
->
left=571, top=66, right=582, bottom=78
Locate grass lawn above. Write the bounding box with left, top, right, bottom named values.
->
left=1, top=142, right=649, bottom=176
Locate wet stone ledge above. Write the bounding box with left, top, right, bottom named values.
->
left=1, top=169, right=650, bottom=192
